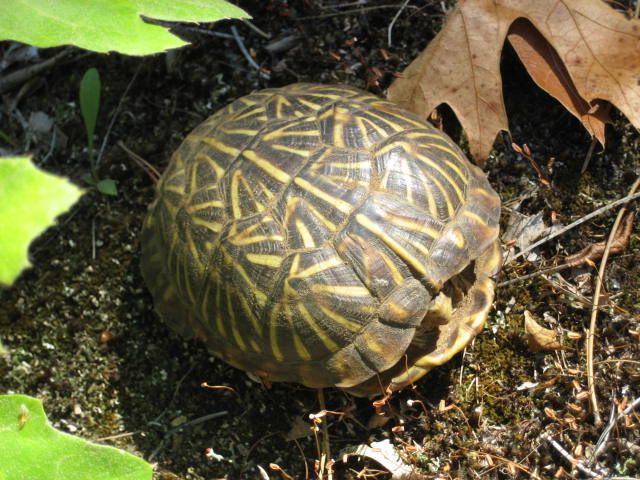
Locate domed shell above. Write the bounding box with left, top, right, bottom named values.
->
left=141, top=83, right=501, bottom=396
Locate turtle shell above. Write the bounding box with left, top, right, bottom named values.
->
left=140, top=83, right=501, bottom=396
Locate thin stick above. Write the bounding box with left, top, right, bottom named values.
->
left=497, top=263, right=571, bottom=288
left=117, top=141, right=161, bottom=182
left=542, top=433, right=608, bottom=478
left=511, top=190, right=640, bottom=262
left=586, top=176, right=640, bottom=426
left=580, top=137, right=598, bottom=174
left=241, top=19, right=271, bottom=39
left=317, top=388, right=331, bottom=476
left=96, top=63, right=142, bottom=167
left=148, top=410, right=228, bottom=461
left=0, top=49, right=71, bottom=94
left=231, top=25, right=260, bottom=70
left=297, top=4, right=418, bottom=20
left=387, top=0, right=411, bottom=47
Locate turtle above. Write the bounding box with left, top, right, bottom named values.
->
left=140, top=83, right=501, bottom=396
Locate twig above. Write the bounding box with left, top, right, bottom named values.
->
left=96, top=63, right=142, bottom=167
left=241, top=19, right=271, bottom=39
left=387, top=0, right=411, bottom=47
left=0, top=49, right=71, bottom=94
left=497, top=264, right=571, bottom=288
left=542, top=433, right=608, bottom=478
left=591, top=396, right=640, bottom=466
left=117, top=141, right=161, bottom=182
left=580, top=137, right=598, bottom=174
left=297, top=5, right=418, bottom=20
left=586, top=176, right=640, bottom=426
left=148, top=410, right=228, bottom=461
left=317, top=388, right=332, bottom=479
left=293, top=438, right=310, bottom=480
left=511, top=190, right=640, bottom=262
left=231, top=25, right=260, bottom=70
left=91, top=218, right=96, bottom=261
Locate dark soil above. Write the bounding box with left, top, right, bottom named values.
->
left=1, top=1, right=639, bottom=479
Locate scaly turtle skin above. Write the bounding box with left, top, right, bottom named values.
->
left=141, top=83, right=501, bottom=396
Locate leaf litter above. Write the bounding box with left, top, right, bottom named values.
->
left=389, top=0, right=640, bottom=163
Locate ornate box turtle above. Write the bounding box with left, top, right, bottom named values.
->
left=141, top=83, right=501, bottom=396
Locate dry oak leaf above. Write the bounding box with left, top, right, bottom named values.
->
left=524, top=310, right=563, bottom=352
left=388, top=0, right=640, bottom=163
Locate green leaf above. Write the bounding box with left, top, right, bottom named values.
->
left=0, top=0, right=250, bottom=56
left=97, top=178, right=118, bottom=196
left=0, top=394, right=152, bottom=480
left=80, top=68, right=101, bottom=154
left=0, top=157, right=83, bottom=286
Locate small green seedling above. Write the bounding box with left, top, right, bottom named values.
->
left=79, top=67, right=117, bottom=196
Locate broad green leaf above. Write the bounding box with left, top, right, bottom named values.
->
left=0, top=395, right=152, bottom=480
left=0, top=157, right=83, bottom=286
left=0, top=0, right=250, bottom=56
left=80, top=68, right=101, bottom=154
left=97, top=178, right=118, bottom=196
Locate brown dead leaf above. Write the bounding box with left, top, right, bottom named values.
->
left=388, top=0, right=640, bottom=163
left=507, top=19, right=611, bottom=144
left=524, top=310, right=563, bottom=352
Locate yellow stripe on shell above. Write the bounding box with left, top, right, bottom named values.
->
left=263, top=126, right=318, bottom=142
left=296, top=98, right=323, bottom=110
left=244, top=150, right=292, bottom=183
left=295, top=219, right=316, bottom=248
left=378, top=211, right=441, bottom=239
left=231, top=105, right=266, bottom=121
left=191, top=216, right=224, bottom=233
left=272, top=95, right=292, bottom=118
left=222, top=249, right=268, bottom=305
left=215, top=279, right=226, bottom=337
left=189, top=199, right=225, bottom=210
left=318, top=305, right=362, bottom=333
left=226, top=289, right=247, bottom=352
left=297, top=303, right=339, bottom=352
left=285, top=197, right=337, bottom=232
left=230, top=170, right=243, bottom=219
left=239, top=292, right=263, bottom=336
left=284, top=304, right=311, bottom=360
left=229, top=232, right=285, bottom=246
left=272, top=144, right=315, bottom=157
left=245, top=253, right=283, bottom=268
left=357, top=115, right=391, bottom=139
left=219, top=127, right=260, bottom=136
left=356, top=214, right=427, bottom=276
left=269, top=304, right=284, bottom=361
left=293, top=177, right=352, bottom=214
left=462, top=209, right=486, bottom=225
left=415, top=152, right=464, bottom=203
left=295, top=256, right=343, bottom=278
left=311, top=284, right=371, bottom=297
left=198, top=137, right=242, bottom=157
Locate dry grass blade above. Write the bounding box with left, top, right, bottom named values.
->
left=586, top=176, right=640, bottom=426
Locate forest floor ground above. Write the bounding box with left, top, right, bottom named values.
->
left=1, top=1, right=639, bottom=478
